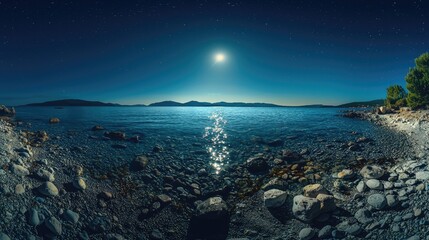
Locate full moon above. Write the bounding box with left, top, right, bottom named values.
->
left=214, top=53, right=226, bottom=63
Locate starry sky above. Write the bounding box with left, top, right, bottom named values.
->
left=0, top=0, right=428, bottom=106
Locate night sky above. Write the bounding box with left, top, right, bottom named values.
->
left=0, top=0, right=428, bottom=106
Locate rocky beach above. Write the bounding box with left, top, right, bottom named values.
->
left=0, top=106, right=428, bottom=240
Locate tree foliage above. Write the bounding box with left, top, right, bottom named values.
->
left=385, top=85, right=407, bottom=109
left=406, top=53, right=429, bottom=109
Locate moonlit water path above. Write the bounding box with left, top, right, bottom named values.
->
left=203, top=111, right=230, bottom=174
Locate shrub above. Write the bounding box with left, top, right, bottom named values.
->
left=385, top=85, right=407, bottom=109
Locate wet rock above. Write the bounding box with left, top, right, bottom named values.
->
left=151, top=229, right=164, bottom=240
left=131, top=155, right=149, bottom=171
left=49, top=117, right=60, bottom=123
left=72, top=177, right=87, bottom=191
left=367, top=194, right=386, bottom=210
left=303, top=184, right=328, bottom=198
left=366, top=179, right=383, bottom=190
left=360, top=165, right=384, bottom=179
left=36, top=169, right=55, bottom=182
left=386, top=194, right=399, bottom=207
left=15, top=184, right=25, bottom=194
left=111, top=144, right=127, bottom=149
left=345, top=224, right=362, bottom=236
left=157, top=194, right=172, bottom=204
left=337, top=169, right=355, bottom=180
left=414, top=208, right=422, bottom=217
left=261, top=177, right=287, bottom=191
left=11, top=164, right=30, bottom=176
left=292, top=195, right=321, bottom=222
left=27, top=208, right=40, bottom=226
left=129, top=135, right=140, bottom=143
left=415, top=171, right=429, bottom=180
left=98, top=191, right=113, bottom=200
left=91, top=125, right=104, bottom=131
left=0, top=233, right=10, bottom=240
left=264, top=189, right=287, bottom=208
left=62, top=209, right=79, bottom=224
left=88, top=217, right=111, bottom=233
left=38, top=182, right=59, bottom=197
left=317, top=194, right=336, bottom=213
left=246, top=156, right=268, bottom=173
left=0, top=105, right=15, bottom=117
left=299, top=228, right=315, bottom=240
left=354, top=209, right=372, bottom=224
left=267, top=139, right=283, bottom=147
left=318, top=225, right=334, bottom=239
left=356, top=181, right=367, bottom=193
left=104, top=131, right=126, bottom=140
left=188, top=197, right=230, bottom=240
left=45, top=216, right=62, bottom=236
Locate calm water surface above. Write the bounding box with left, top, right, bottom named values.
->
left=14, top=106, right=387, bottom=174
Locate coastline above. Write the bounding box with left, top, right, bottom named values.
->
left=0, top=109, right=428, bottom=239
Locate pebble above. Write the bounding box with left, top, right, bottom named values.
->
left=415, top=171, right=429, bottom=180
left=151, top=229, right=164, bottom=240
left=386, top=194, right=399, bottom=207
left=303, top=184, right=328, bottom=198
left=11, top=164, right=29, bottom=176
left=318, top=225, right=333, bottom=239
left=72, top=177, right=87, bottom=191
left=36, top=169, right=55, bottom=182
left=366, top=179, right=383, bottom=190
left=299, top=228, right=315, bottom=240
left=157, top=194, right=172, bottom=204
left=345, top=224, right=362, bottom=236
left=356, top=181, right=367, bottom=193
left=38, top=182, right=59, bottom=197
left=402, top=213, right=414, bottom=221
left=360, top=165, right=384, bottom=179
left=15, top=184, right=25, bottom=194
left=62, top=209, right=79, bottom=223
left=45, top=216, right=62, bottom=236
left=354, top=209, right=372, bottom=224
left=413, top=208, right=422, bottom=217
left=27, top=208, right=40, bottom=226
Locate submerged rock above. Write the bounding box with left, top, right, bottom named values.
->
left=49, top=117, right=60, bottom=124
left=246, top=155, right=269, bottom=173
left=104, top=131, right=126, bottom=140
left=131, top=155, right=149, bottom=171
left=91, top=125, right=104, bottom=131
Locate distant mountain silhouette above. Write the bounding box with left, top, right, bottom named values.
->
left=337, top=99, right=384, bottom=108
left=24, top=99, right=120, bottom=107
left=149, top=100, right=283, bottom=107
left=22, top=98, right=385, bottom=108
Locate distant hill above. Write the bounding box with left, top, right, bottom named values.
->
left=149, top=100, right=283, bottom=107
left=337, top=99, right=384, bottom=108
left=25, top=99, right=120, bottom=107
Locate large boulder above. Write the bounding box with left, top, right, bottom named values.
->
left=188, top=197, right=230, bottom=239
left=292, top=195, right=321, bottom=222
left=360, top=165, right=384, bottom=179
left=264, top=189, right=287, bottom=208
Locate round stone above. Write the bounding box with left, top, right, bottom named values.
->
left=299, top=228, right=315, bottom=240
left=38, top=182, right=59, bottom=197
left=367, top=194, right=387, bottom=210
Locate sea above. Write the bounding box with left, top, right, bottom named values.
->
left=13, top=106, right=408, bottom=176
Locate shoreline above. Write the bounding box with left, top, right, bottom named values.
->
left=0, top=110, right=428, bottom=239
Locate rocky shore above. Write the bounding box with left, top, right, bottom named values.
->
left=0, top=109, right=428, bottom=239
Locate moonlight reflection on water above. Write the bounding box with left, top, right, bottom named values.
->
left=204, top=110, right=230, bottom=174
